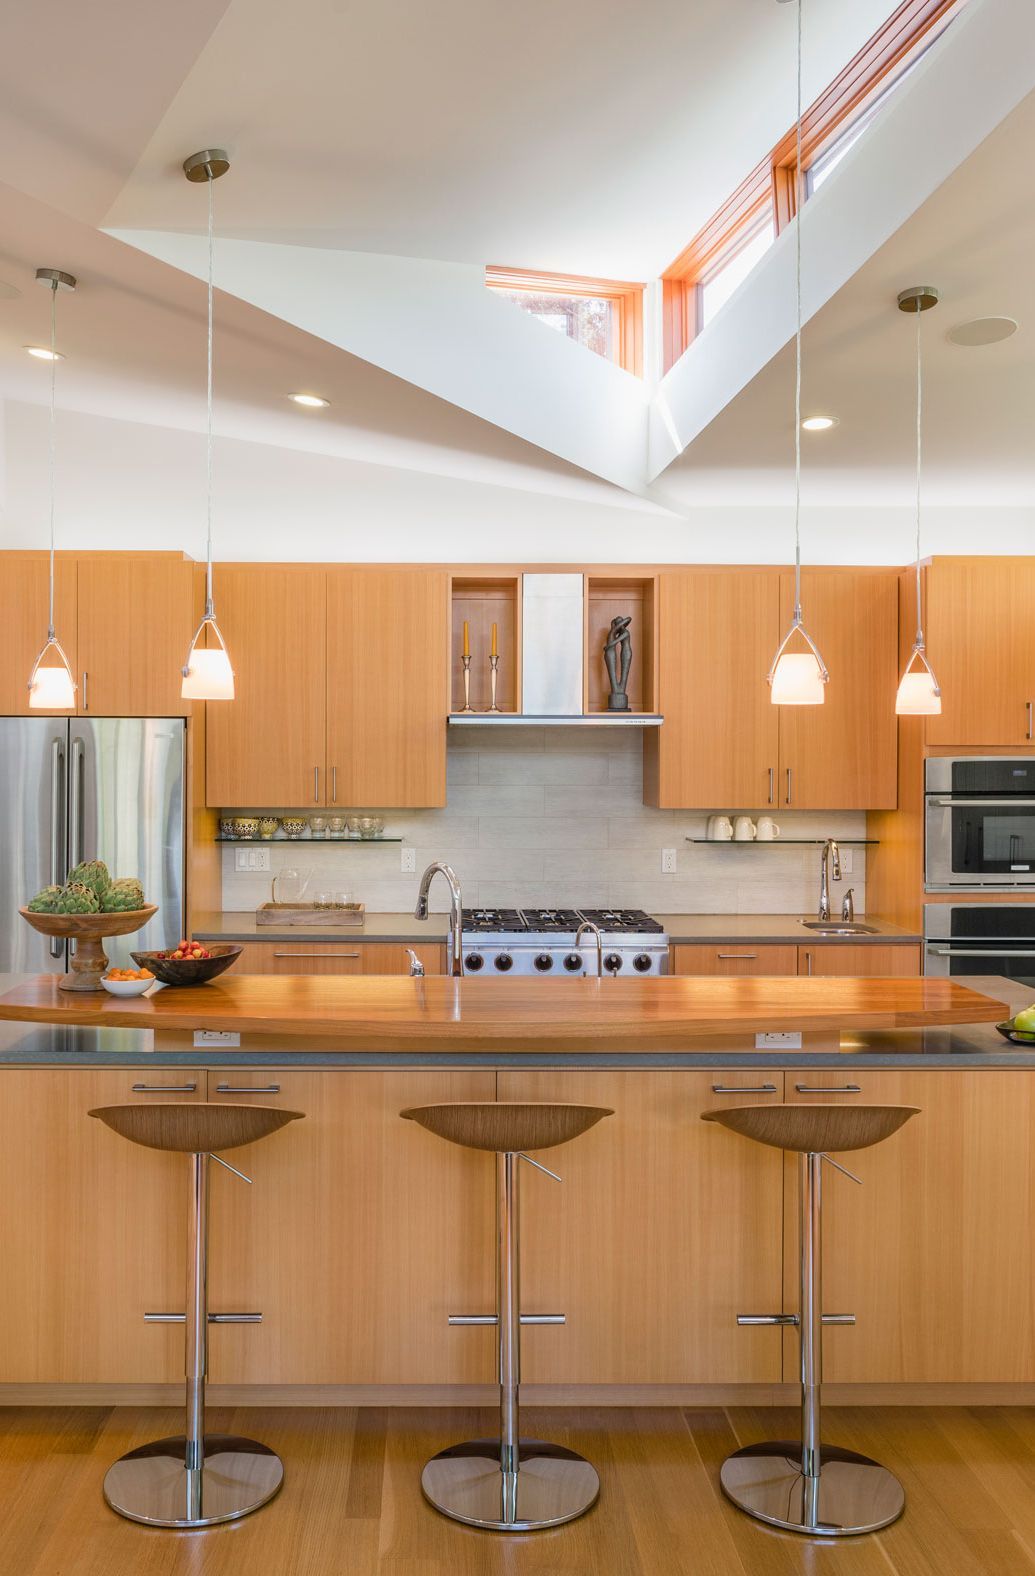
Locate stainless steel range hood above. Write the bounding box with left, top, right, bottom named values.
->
left=448, top=573, right=663, bottom=727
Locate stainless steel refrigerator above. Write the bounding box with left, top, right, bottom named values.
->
left=0, top=717, right=186, bottom=974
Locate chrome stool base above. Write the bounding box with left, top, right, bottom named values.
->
left=102, top=1434, right=284, bottom=1528
left=719, top=1442, right=904, bottom=1537
left=421, top=1439, right=599, bottom=1531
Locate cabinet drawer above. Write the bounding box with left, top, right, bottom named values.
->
left=672, top=943, right=797, bottom=977
left=234, top=942, right=363, bottom=975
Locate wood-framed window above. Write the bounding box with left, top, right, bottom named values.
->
left=661, top=0, right=968, bottom=374
left=486, top=266, right=644, bottom=377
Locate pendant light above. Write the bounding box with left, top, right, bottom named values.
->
left=180, top=148, right=235, bottom=701
left=28, top=268, right=77, bottom=710
left=895, top=285, right=941, bottom=715
left=768, top=0, right=829, bottom=706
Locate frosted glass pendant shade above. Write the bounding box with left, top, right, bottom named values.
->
left=181, top=644, right=234, bottom=701
left=895, top=647, right=941, bottom=715
left=770, top=650, right=826, bottom=705
left=28, top=637, right=76, bottom=709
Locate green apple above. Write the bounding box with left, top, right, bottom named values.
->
left=1012, top=1006, right=1035, bottom=1034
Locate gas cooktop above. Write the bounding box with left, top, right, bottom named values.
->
left=458, top=907, right=668, bottom=977
left=461, top=907, right=664, bottom=935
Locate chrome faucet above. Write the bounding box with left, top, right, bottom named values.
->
left=404, top=948, right=425, bottom=978
left=818, top=839, right=842, bottom=921
left=841, top=887, right=855, bottom=924
left=414, top=862, right=464, bottom=977
left=574, top=920, right=603, bottom=978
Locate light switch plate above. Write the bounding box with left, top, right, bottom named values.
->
left=755, top=1031, right=803, bottom=1050
left=661, top=848, right=677, bottom=874
left=194, top=1030, right=241, bottom=1047
left=234, top=847, right=271, bottom=873
left=400, top=847, right=416, bottom=873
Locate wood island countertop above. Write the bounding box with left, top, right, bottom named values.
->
left=0, top=975, right=1007, bottom=1053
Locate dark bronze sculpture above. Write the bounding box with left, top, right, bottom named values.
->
left=604, top=615, right=632, bottom=711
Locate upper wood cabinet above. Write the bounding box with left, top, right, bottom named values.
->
left=0, top=553, right=78, bottom=715
left=924, top=557, right=1035, bottom=747
left=326, top=568, right=448, bottom=808
left=206, top=565, right=328, bottom=808
left=647, top=567, right=898, bottom=811
left=775, top=569, right=898, bottom=811
left=77, top=556, right=194, bottom=717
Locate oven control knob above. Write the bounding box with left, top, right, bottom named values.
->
left=633, top=953, right=653, bottom=973
left=494, top=953, right=514, bottom=972
left=604, top=953, right=623, bottom=973
left=464, top=952, right=484, bottom=972
left=563, top=953, right=583, bottom=972
left=534, top=953, right=554, bottom=972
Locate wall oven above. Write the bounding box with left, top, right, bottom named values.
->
left=924, top=905, right=1035, bottom=989
left=925, top=758, right=1035, bottom=890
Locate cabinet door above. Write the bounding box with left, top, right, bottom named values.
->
left=77, top=556, right=193, bottom=717
left=797, top=943, right=921, bottom=977
left=645, top=570, right=780, bottom=809
left=0, top=554, right=77, bottom=715
left=783, top=1072, right=1035, bottom=1382
left=497, top=1070, right=785, bottom=1384
left=673, top=943, right=797, bottom=976
left=925, top=558, right=1035, bottom=747
left=776, top=570, right=898, bottom=810
left=326, top=568, right=448, bottom=809
left=205, top=566, right=327, bottom=808
left=206, top=1069, right=496, bottom=1384
left=0, top=1070, right=203, bottom=1382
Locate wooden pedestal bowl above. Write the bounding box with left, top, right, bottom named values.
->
left=19, top=906, right=159, bottom=992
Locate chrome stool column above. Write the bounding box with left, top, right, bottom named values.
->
left=401, top=1101, right=612, bottom=1531
left=702, top=1101, right=919, bottom=1537
left=89, top=1101, right=304, bottom=1528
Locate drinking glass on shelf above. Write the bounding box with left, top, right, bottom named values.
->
left=315, top=891, right=334, bottom=909
left=334, top=890, right=350, bottom=909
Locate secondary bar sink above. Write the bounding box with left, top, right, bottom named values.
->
left=800, top=921, right=879, bottom=936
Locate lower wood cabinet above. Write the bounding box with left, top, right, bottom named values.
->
left=672, top=942, right=920, bottom=977
left=232, top=941, right=444, bottom=975
left=797, top=944, right=921, bottom=977
left=673, top=944, right=797, bottom=977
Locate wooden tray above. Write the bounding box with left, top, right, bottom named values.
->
left=255, top=902, right=366, bottom=928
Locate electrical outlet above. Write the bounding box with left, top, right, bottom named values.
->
left=755, top=1031, right=803, bottom=1050
left=401, top=847, right=416, bottom=873
left=840, top=849, right=853, bottom=875
left=661, top=848, right=677, bottom=874
left=194, top=1030, right=241, bottom=1048
left=234, top=847, right=270, bottom=873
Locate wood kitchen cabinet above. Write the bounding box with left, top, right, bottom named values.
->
left=672, top=943, right=797, bottom=976
left=234, top=940, right=444, bottom=975
left=205, top=565, right=328, bottom=808
left=497, top=1070, right=784, bottom=1384
left=782, top=1071, right=1035, bottom=1382
left=924, top=557, right=1035, bottom=747
left=647, top=567, right=898, bottom=811
left=0, top=553, right=78, bottom=715
left=326, top=568, right=448, bottom=808
left=206, top=1069, right=497, bottom=1384
left=76, top=554, right=194, bottom=716
left=797, top=943, right=921, bottom=977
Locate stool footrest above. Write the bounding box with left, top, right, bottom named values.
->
left=144, top=1312, right=263, bottom=1324
left=447, top=1314, right=565, bottom=1327
left=737, top=1313, right=855, bottom=1327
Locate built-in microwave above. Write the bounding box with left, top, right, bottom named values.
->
left=925, top=758, right=1035, bottom=890
left=924, top=904, right=1035, bottom=990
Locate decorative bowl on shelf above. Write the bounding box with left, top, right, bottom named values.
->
left=130, top=943, right=242, bottom=987
left=258, top=817, right=279, bottom=839
left=19, top=906, right=159, bottom=993
left=282, top=817, right=308, bottom=839
left=995, top=1021, right=1035, bottom=1045
left=347, top=815, right=385, bottom=839
left=232, top=817, right=260, bottom=840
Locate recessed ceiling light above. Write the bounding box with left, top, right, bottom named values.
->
left=24, top=345, right=64, bottom=361
left=288, top=392, right=330, bottom=408
left=802, top=415, right=838, bottom=431
left=947, top=316, right=1018, bottom=347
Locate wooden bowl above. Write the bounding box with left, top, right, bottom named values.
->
left=20, top=906, right=158, bottom=993
left=130, top=943, right=242, bottom=987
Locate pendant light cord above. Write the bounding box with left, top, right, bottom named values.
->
left=47, top=282, right=57, bottom=639
left=205, top=171, right=215, bottom=616
left=792, top=0, right=803, bottom=622
left=913, top=299, right=924, bottom=646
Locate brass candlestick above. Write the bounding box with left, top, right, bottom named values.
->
left=461, top=654, right=473, bottom=712
left=489, top=654, right=500, bottom=712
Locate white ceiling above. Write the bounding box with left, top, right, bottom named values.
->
left=94, top=0, right=890, bottom=280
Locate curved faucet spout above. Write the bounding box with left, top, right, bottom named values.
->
left=414, top=862, right=464, bottom=976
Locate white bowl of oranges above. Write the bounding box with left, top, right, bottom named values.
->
left=102, top=966, right=155, bottom=997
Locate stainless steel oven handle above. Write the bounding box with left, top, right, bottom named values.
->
left=930, top=948, right=1035, bottom=958
left=931, top=798, right=1035, bottom=807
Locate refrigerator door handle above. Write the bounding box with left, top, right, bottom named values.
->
left=69, top=737, right=85, bottom=871
left=49, top=738, right=66, bottom=957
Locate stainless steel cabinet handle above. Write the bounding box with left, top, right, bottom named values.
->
left=81, top=672, right=88, bottom=712
left=1028, top=701, right=1033, bottom=742
left=768, top=766, right=775, bottom=806
left=804, top=950, right=812, bottom=976
left=933, top=798, right=1035, bottom=808
left=215, top=1084, right=281, bottom=1094
left=132, top=1083, right=198, bottom=1093
left=931, top=947, right=1035, bottom=958
left=712, top=1084, right=778, bottom=1094
left=717, top=952, right=758, bottom=960
left=272, top=951, right=360, bottom=959
left=331, top=765, right=337, bottom=804
left=314, top=765, right=319, bottom=803
left=785, top=767, right=793, bottom=805
left=795, top=1084, right=861, bottom=1094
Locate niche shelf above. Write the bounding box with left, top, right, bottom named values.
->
left=584, top=574, right=659, bottom=715
left=450, top=575, right=521, bottom=714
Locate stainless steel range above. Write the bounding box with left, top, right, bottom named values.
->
left=458, top=907, right=669, bottom=976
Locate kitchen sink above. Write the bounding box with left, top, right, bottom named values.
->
left=800, top=921, right=879, bottom=936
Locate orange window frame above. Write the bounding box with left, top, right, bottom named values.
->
left=486, top=266, right=645, bottom=377
left=660, top=0, right=966, bottom=374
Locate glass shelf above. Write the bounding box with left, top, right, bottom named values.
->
left=216, top=836, right=403, bottom=844
left=686, top=838, right=879, bottom=846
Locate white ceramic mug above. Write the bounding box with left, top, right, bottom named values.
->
left=755, top=817, right=781, bottom=841
left=733, top=816, right=756, bottom=841
left=708, top=815, right=733, bottom=841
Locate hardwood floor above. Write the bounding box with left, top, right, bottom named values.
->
left=4, top=1404, right=1035, bottom=1574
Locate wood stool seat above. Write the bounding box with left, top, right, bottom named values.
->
left=401, top=1101, right=612, bottom=1154
left=702, top=1102, right=919, bottom=1155
left=89, top=1102, right=303, bottom=1154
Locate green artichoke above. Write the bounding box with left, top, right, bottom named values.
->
left=55, top=882, right=101, bottom=915
left=66, top=860, right=111, bottom=902
left=102, top=878, right=146, bottom=913
left=27, top=885, right=63, bottom=913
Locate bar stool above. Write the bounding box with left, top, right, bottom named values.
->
left=701, top=1101, right=919, bottom=1538
left=400, top=1101, right=612, bottom=1532
left=89, top=1101, right=304, bottom=1528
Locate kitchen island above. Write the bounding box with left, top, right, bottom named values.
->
left=0, top=971, right=1029, bottom=1409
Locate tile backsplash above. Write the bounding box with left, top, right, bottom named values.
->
left=220, top=729, right=869, bottom=915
